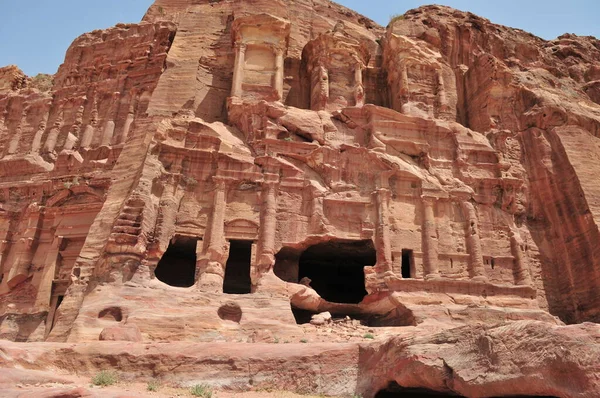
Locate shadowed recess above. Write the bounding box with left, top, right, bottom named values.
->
left=155, top=237, right=197, bottom=287
left=298, top=239, right=376, bottom=304
left=223, top=240, right=253, bottom=294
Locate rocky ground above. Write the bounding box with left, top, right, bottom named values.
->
left=2, top=320, right=599, bottom=397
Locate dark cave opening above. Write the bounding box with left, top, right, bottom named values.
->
left=223, top=240, right=253, bottom=294
left=297, top=239, right=376, bottom=304
left=375, top=382, right=559, bottom=398
left=375, top=382, right=464, bottom=397
left=154, top=237, right=197, bottom=287
left=291, top=307, right=318, bottom=324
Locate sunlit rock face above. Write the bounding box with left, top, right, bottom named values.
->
left=1, top=2, right=600, bottom=397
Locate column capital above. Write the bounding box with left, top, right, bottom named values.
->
left=262, top=173, right=280, bottom=187
left=374, top=187, right=391, bottom=199
left=235, top=42, right=247, bottom=52
left=421, top=196, right=437, bottom=205
left=212, top=175, right=234, bottom=190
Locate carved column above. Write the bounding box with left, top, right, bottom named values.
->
left=0, top=110, right=6, bottom=142
left=273, top=47, right=285, bottom=101
left=317, top=65, right=329, bottom=111
left=461, top=201, right=487, bottom=282
left=256, top=179, right=278, bottom=277
left=510, top=230, right=533, bottom=286
left=101, top=94, right=119, bottom=147
left=435, top=71, right=449, bottom=115
left=119, top=94, right=136, bottom=144
left=81, top=97, right=98, bottom=149
left=6, top=203, right=42, bottom=289
left=231, top=43, right=247, bottom=97
left=34, top=235, right=63, bottom=311
left=30, top=112, right=49, bottom=154
left=398, top=63, right=409, bottom=109
left=43, top=111, right=64, bottom=154
left=309, top=190, right=325, bottom=235
left=354, top=63, right=365, bottom=107
left=64, top=104, right=84, bottom=151
left=421, top=198, right=439, bottom=279
left=0, top=213, right=12, bottom=281
left=374, top=188, right=392, bottom=271
left=197, top=177, right=229, bottom=291
left=155, top=177, right=184, bottom=255
left=7, top=109, right=27, bottom=155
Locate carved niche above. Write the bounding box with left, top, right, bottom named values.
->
left=231, top=14, right=291, bottom=101
left=302, top=23, right=370, bottom=112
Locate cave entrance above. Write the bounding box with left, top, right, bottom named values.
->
left=375, top=382, right=464, bottom=397
left=223, top=240, right=253, bottom=294
left=298, top=239, right=375, bottom=304
left=155, top=236, right=198, bottom=287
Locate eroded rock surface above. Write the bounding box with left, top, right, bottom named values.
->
left=1, top=1, right=600, bottom=397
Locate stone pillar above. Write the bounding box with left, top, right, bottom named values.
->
left=155, top=177, right=184, bottom=255
left=7, top=109, right=27, bottom=155
left=62, top=104, right=84, bottom=151
left=0, top=214, right=12, bottom=281
left=308, top=186, right=326, bottom=235
left=354, top=63, right=365, bottom=107
left=256, top=179, right=278, bottom=276
left=374, top=188, right=392, bottom=271
left=196, top=177, right=229, bottom=291
left=119, top=96, right=136, bottom=144
left=0, top=110, right=6, bottom=140
left=80, top=97, right=98, bottom=149
left=398, top=63, right=409, bottom=110
left=34, top=235, right=63, bottom=311
left=43, top=111, right=64, bottom=154
left=436, top=71, right=449, bottom=115
left=317, top=66, right=329, bottom=111
left=101, top=94, right=119, bottom=147
left=101, top=121, right=115, bottom=147
left=6, top=203, right=42, bottom=289
left=274, top=47, right=284, bottom=101
left=421, top=198, right=439, bottom=279
left=461, top=201, right=487, bottom=282
left=510, top=230, right=533, bottom=286
left=231, top=43, right=247, bottom=97
left=30, top=112, right=49, bottom=154
left=67, top=104, right=85, bottom=149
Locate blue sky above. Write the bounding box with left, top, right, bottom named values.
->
left=1, top=0, right=598, bottom=76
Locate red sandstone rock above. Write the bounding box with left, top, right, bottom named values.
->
left=99, top=323, right=142, bottom=342
left=1, top=1, right=600, bottom=397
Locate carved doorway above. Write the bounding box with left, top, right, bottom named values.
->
left=223, top=240, right=253, bottom=294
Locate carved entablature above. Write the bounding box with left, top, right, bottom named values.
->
left=231, top=14, right=291, bottom=101
left=302, top=26, right=370, bottom=112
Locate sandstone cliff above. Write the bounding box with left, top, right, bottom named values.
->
left=0, top=1, right=599, bottom=397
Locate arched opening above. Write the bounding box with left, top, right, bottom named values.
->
left=98, top=307, right=123, bottom=322
left=298, top=239, right=375, bottom=304
left=155, top=236, right=198, bottom=287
